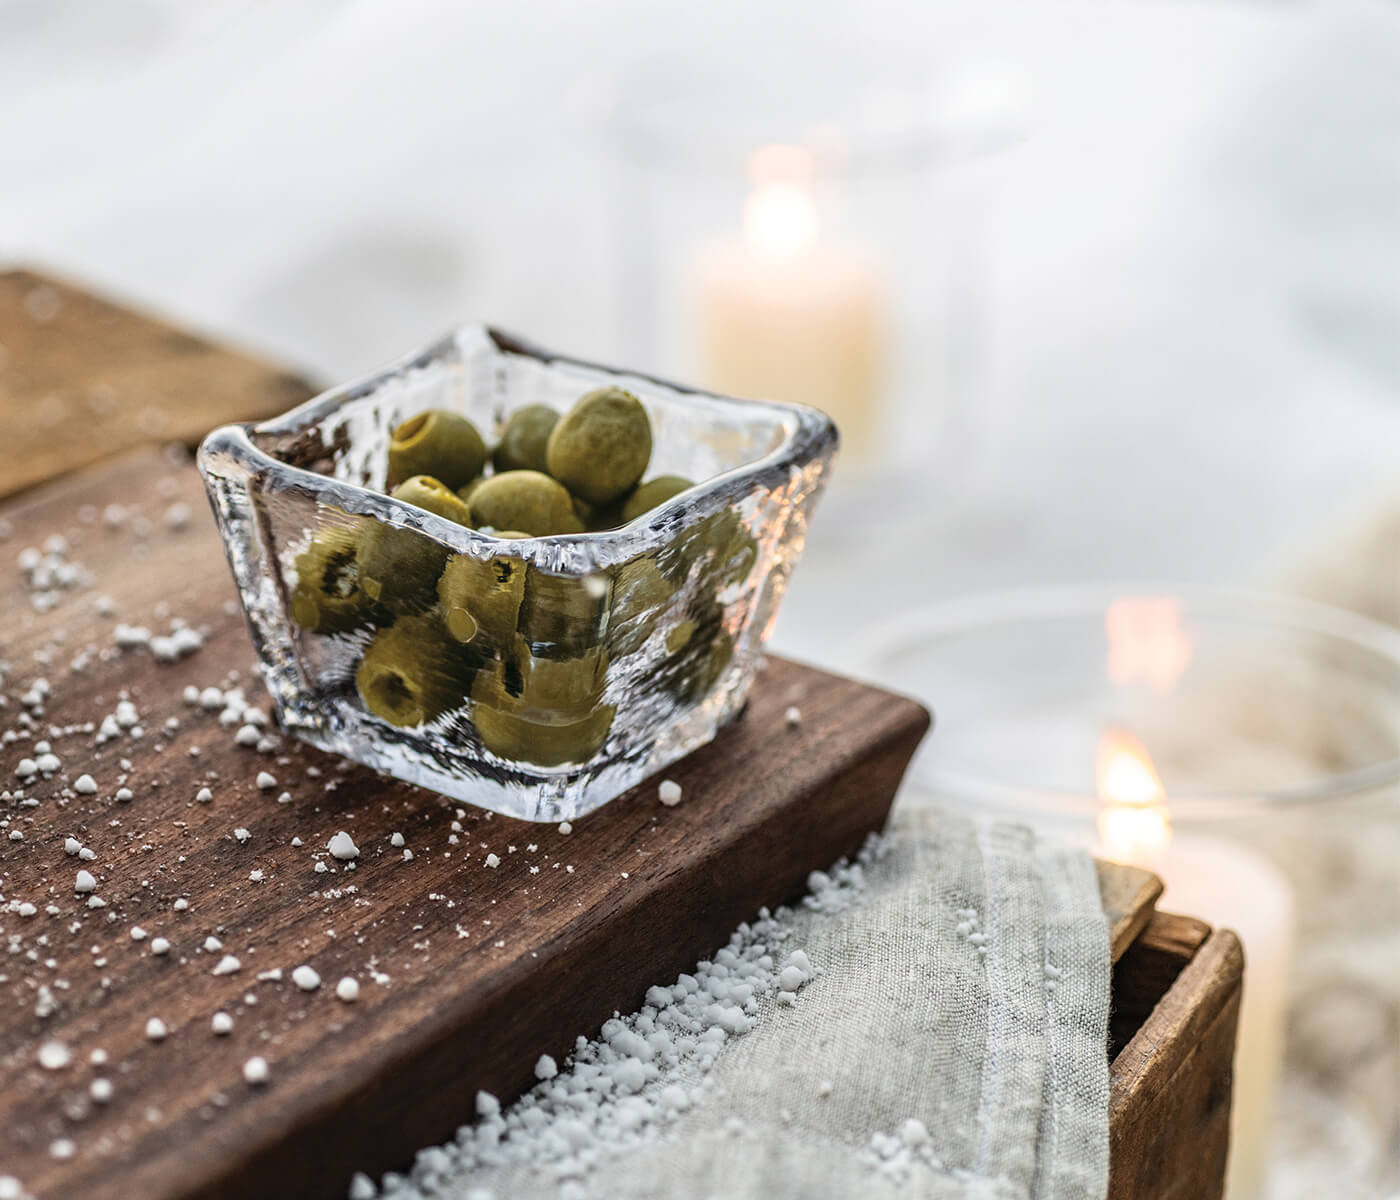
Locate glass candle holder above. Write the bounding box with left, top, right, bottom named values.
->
left=605, top=47, right=1010, bottom=501
left=851, top=584, right=1400, bottom=1200
left=199, top=326, right=835, bottom=823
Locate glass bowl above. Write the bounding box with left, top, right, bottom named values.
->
left=849, top=584, right=1400, bottom=831
left=198, top=326, right=836, bottom=821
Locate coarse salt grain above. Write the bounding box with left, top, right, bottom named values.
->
left=335, top=977, right=360, bottom=1003
left=485, top=853, right=501, bottom=869
left=534, top=1054, right=558, bottom=1080
left=195, top=787, right=213, bottom=803
left=37, top=1040, right=71, bottom=1070
left=242, top=1056, right=270, bottom=1085
left=211, top=1011, right=234, bottom=1035
left=49, top=1138, right=75, bottom=1161
left=74, top=869, right=96, bottom=894
left=90, top=1078, right=114, bottom=1103
left=658, top=779, right=683, bottom=807
left=145, top=1017, right=168, bottom=1041
left=212, top=955, right=241, bottom=976
left=785, top=706, right=803, bottom=727
left=73, top=773, right=97, bottom=794
left=255, top=771, right=277, bottom=790
left=292, top=965, right=321, bottom=991
left=130, top=926, right=148, bottom=941
left=63, top=836, right=81, bottom=855
left=204, top=935, right=222, bottom=952
left=151, top=937, right=171, bottom=956
left=558, top=821, right=572, bottom=835
left=390, top=832, right=405, bottom=848
left=327, top=831, right=359, bottom=860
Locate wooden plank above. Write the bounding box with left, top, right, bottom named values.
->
left=0, top=447, right=930, bottom=1200
left=1097, top=860, right=1163, bottom=963
left=0, top=268, right=314, bottom=500
left=1107, top=919, right=1244, bottom=1200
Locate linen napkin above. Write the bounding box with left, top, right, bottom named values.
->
left=364, top=808, right=1112, bottom=1200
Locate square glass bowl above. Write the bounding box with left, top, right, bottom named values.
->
left=197, top=326, right=837, bottom=821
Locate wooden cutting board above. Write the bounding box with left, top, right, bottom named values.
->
left=0, top=268, right=1189, bottom=1200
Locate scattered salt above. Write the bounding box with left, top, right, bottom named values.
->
left=390, top=832, right=405, bottom=848
left=212, top=955, right=242, bottom=977
left=242, top=1056, right=270, bottom=1085
left=63, top=837, right=81, bottom=856
left=130, top=926, right=148, bottom=941
left=37, top=1040, right=71, bottom=1070
left=485, top=853, right=501, bottom=869
left=658, top=779, right=683, bottom=807
left=255, top=771, right=277, bottom=790
left=204, top=936, right=223, bottom=952
left=145, top=1017, right=168, bottom=1042
left=90, top=1078, right=114, bottom=1103
left=211, top=1011, right=234, bottom=1035
left=327, top=831, right=359, bottom=861
left=73, top=773, right=97, bottom=794
left=335, top=977, right=360, bottom=1003
left=196, top=787, right=213, bottom=803
left=558, top=821, right=572, bottom=835
left=785, top=706, right=803, bottom=727
left=151, top=937, right=171, bottom=956
left=292, top=965, right=321, bottom=991
left=74, top=869, right=96, bottom=894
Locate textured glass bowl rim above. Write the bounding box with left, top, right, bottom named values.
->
left=847, top=582, right=1400, bottom=818
left=199, top=325, right=838, bottom=576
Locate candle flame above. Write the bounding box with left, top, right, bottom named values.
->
left=1105, top=596, right=1192, bottom=692
left=744, top=144, right=819, bottom=264
left=1096, top=729, right=1171, bottom=868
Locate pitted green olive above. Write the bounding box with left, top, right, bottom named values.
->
left=467, top=471, right=584, bottom=537
left=437, top=548, right=528, bottom=646
left=356, top=614, right=465, bottom=727
left=290, top=523, right=382, bottom=634
left=492, top=404, right=559, bottom=474
left=359, top=477, right=472, bottom=611
left=519, top=568, right=607, bottom=658
left=621, top=475, right=694, bottom=524
left=470, top=657, right=614, bottom=766
left=545, top=386, right=652, bottom=506
left=387, top=409, right=487, bottom=491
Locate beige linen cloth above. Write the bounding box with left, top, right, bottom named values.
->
left=370, top=810, right=1112, bottom=1200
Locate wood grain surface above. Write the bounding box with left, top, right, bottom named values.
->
left=1108, top=915, right=1244, bottom=1200
left=0, top=268, right=313, bottom=501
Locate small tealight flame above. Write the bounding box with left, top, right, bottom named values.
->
left=1096, top=729, right=1171, bottom=868
left=744, top=144, right=819, bottom=265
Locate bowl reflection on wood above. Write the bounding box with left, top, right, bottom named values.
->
left=198, top=326, right=837, bottom=821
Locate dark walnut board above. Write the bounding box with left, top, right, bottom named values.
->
left=0, top=269, right=1239, bottom=1200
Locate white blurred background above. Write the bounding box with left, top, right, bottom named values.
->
left=3, top=0, right=1398, bottom=665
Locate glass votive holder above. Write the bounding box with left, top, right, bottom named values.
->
left=850, top=583, right=1400, bottom=1200
left=604, top=47, right=1013, bottom=505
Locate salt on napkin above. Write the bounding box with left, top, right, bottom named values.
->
left=369, top=809, right=1112, bottom=1200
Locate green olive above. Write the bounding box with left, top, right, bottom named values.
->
left=457, top=476, right=486, bottom=508
left=356, top=615, right=466, bottom=727
left=492, top=404, right=559, bottom=474
left=545, top=386, right=652, bottom=506
left=668, top=606, right=735, bottom=704
left=359, top=477, right=471, bottom=611
left=388, top=409, right=487, bottom=491
left=572, top=495, right=623, bottom=533
left=290, top=523, right=382, bottom=634
left=621, top=475, right=694, bottom=524
left=437, top=549, right=527, bottom=646
left=519, top=568, right=607, bottom=658
left=470, top=658, right=614, bottom=766
left=467, top=471, right=584, bottom=537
